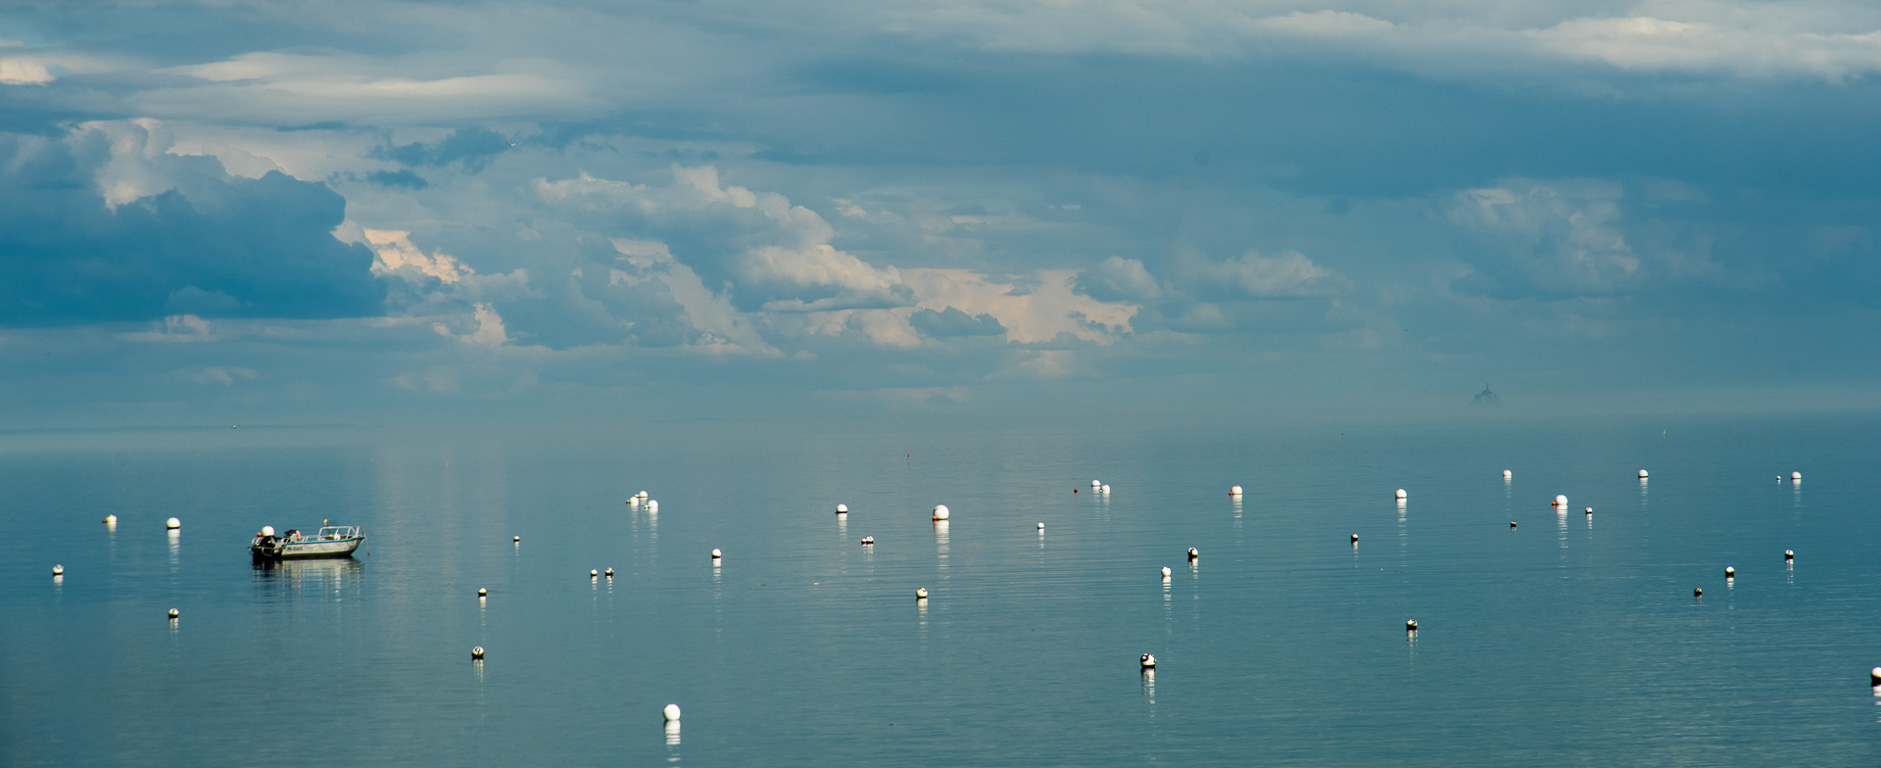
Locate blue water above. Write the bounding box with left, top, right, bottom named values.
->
left=4, top=414, right=1879, bottom=766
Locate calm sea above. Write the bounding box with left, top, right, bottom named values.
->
left=3, top=414, right=1879, bottom=766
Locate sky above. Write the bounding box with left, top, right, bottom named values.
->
left=2, top=0, right=1879, bottom=429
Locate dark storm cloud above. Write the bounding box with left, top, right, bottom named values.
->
left=0, top=131, right=384, bottom=326
left=373, top=127, right=514, bottom=173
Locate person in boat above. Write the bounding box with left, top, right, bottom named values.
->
left=283, top=529, right=302, bottom=542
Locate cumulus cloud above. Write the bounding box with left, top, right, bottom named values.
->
left=1073, top=249, right=1346, bottom=333
left=538, top=165, right=913, bottom=313
left=0, top=122, right=384, bottom=326
left=1449, top=179, right=1643, bottom=297
left=909, top=306, right=1006, bottom=338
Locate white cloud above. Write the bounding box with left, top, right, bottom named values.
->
left=1450, top=179, right=1642, bottom=295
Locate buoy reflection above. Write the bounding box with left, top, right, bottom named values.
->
left=664, top=720, right=681, bottom=747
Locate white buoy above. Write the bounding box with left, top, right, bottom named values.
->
left=168, top=608, right=179, bottom=619
left=1092, top=480, right=1101, bottom=489
left=646, top=500, right=658, bottom=512
left=478, top=587, right=488, bottom=597
left=1229, top=485, right=1243, bottom=496
left=472, top=646, right=485, bottom=659
left=1725, top=566, right=1735, bottom=579
left=638, top=491, right=649, bottom=500
left=1350, top=533, right=1359, bottom=544
left=52, top=564, right=63, bottom=575
left=1101, top=484, right=1110, bottom=494
left=513, top=535, right=521, bottom=542
left=663, top=703, right=681, bottom=722
left=836, top=504, right=848, bottom=514
left=1160, top=566, right=1172, bottom=579
left=1871, top=667, right=1881, bottom=687
left=710, top=549, right=721, bottom=559
left=1694, top=587, right=1703, bottom=597
left=1792, top=471, right=1802, bottom=480
left=861, top=536, right=874, bottom=545
left=590, top=569, right=599, bottom=578
left=627, top=497, right=639, bottom=507
left=1140, top=653, right=1156, bottom=669
left=1553, top=495, right=1567, bottom=507
left=605, top=567, right=615, bottom=577
left=1584, top=507, right=1593, bottom=515
left=915, top=587, right=928, bottom=599
left=1503, top=469, right=1512, bottom=479
left=166, top=517, right=181, bottom=529
left=1510, top=521, right=1517, bottom=529
left=1406, top=619, right=1418, bottom=632
left=1037, top=522, right=1045, bottom=530
left=1187, top=547, right=1199, bottom=560
left=1785, top=550, right=1795, bottom=561
left=1395, top=489, right=1407, bottom=500
left=103, top=514, right=117, bottom=525
left=1638, top=469, right=1649, bottom=478
left=932, top=504, right=949, bottom=520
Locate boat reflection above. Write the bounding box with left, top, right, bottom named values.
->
left=252, top=557, right=364, bottom=598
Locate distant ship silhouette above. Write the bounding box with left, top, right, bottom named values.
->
left=1472, top=386, right=1499, bottom=405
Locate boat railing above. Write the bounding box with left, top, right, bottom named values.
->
left=314, top=526, right=362, bottom=540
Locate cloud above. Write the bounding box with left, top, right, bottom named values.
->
left=373, top=127, right=513, bottom=173
left=1449, top=179, right=1643, bottom=297
left=908, top=306, right=1006, bottom=338
left=538, top=165, right=913, bottom=313
left=1072, top=250, right=1347, bottom=333
left=0, top=122, right=385, bottom=326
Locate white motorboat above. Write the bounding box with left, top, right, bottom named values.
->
left=251, top=525, right=365, bottom=560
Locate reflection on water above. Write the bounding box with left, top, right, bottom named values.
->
left=252, top=558, right=363, bottom=601
left=934, top=520, right=949, bottom=573
left=167, top=529, right=180, bottom=569
left=1141, top=668, right=1156, bottom=706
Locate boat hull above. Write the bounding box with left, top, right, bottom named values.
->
left=251, top=536, right=364, bottom=560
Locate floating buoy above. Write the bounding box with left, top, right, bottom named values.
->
left=646, top=500, right=658, bottom=512
left=627, top=497, right=639, bottom=507
left=1510, top=521, right=1517, bottom=529
left=931, top=505, right=949, bottom=521
left=168, top=608, right=179, bottom=619
left=638, top=491, right=649, bottom=500
left=513, top=535, right=520, bottom=542
left=1092, top=480, right=1101, bottom=489
left=1694, top=587, right=1703, bottom=597
left=1140, top=653, right=1156, bottom=669
left=166, top=517, right=181, bottom=529
left=605, top=568, right=615, bottom=577
left=1725, top=567, right=1735, bottom=579
left=1187, top=547, right=1199, bottom=560
left=1871, top=667, right=1881, bottom=687
left=1553, top=495, right=1567, bottom=508
left=1785, top=550, right=1795, bottom=561
left=1350, top=533, right=1358, bottom=544
left=1037, top=522, right=1045, bottom=530
left=663, top=704, right=681, bottom=722
left=915, top=587, right=928, bottom=600
left=1792, top=471, right=1803, bottom=481
left=1229, top=485, right=1243, bottom=496
left=590, top=569, right=599, bottom=578
left=1395, top=489, right=1407, bottom=500
left=836, top=504, right=848, bottom=514
left=1638, top=469, right=1649, bottom=479
left=1160, top=566, right=1172, bottom=579
left=710, top=549, right=721, bottom=560
left=1101, top=484, right=1110, bottom=494
left=472, top=646, right=485, bottom=660
left=861, top=536, right=874, bottom=545
left=1584, top=507, right=1593, bottom=515
left=52, top=564, right=63, bottom=576
left=103, top=514, right=117, bottom=525
left=1503, top=469, right=1512, bottom=479
left=1405, top=619, right=1418, bottom=632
